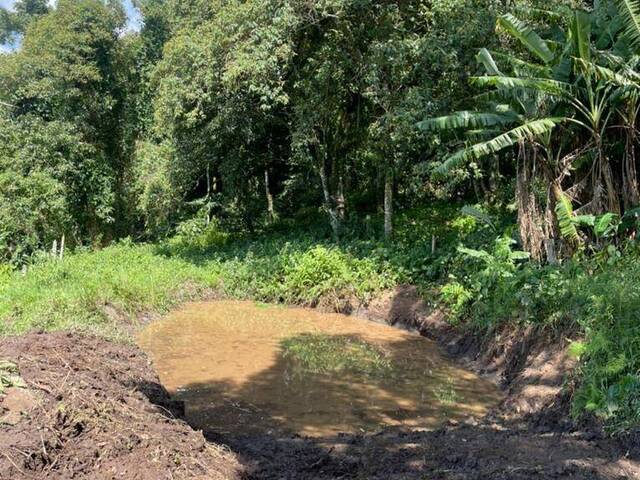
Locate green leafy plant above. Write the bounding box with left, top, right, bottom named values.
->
left=440, top=281, right=473, bottom=319
left=0, top=360, right=26, bottom=394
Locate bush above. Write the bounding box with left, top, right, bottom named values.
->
left=454, top=236, right=640, bottom=431
left=279, top=245, right=395, bottom=305
left=170, top=216, right=230, bottom=251
left=440, top=281, right=472, bottom=320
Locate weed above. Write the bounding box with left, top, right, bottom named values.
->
left=281, top=334, right=393, bottom=378
left=434, top=378, right=460, bottom=405
left=0, top=360, right=25, bottom=393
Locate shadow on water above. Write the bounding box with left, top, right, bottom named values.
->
left=172, top=333, right=499, bottom=437
left=136, top=300, right=637, bottom=479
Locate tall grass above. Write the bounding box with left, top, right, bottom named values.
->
left=0, top=242, right=218, bottom=338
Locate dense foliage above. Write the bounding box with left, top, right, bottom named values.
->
left=2, top=0, right=640, bottom=432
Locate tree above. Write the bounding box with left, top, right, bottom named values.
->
left=0, top=0, right=49, bottom=44
left=0, top=0, right=137, bottom=254
left=421, top=5, right=640, bottom=260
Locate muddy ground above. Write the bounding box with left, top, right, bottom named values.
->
left=0, top=333, right=242, bottom=480
left=1, top=287, right=639, bottom=479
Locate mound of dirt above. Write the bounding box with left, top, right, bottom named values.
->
left=0, top=332, right=243, bottom=480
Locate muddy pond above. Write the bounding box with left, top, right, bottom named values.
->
left=138, top=301, right=501, bottom=437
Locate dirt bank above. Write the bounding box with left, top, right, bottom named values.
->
left=0, top=332, right=243, bottom=480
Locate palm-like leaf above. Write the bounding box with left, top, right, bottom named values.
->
left=417, top=111, right=518, bottom=132
left=490, top=51, right=552, bottom=77
left=569, top=10, right=592, bottom=62
left=577, top=59, right=640, bottom=88
left=470, top=76, right=572, bottom=97
left=594, top=213, right=620, bottom=237
left=476, top=48, right=503, bottom=76
left=497, top=14, right=555, bottom=64
left=437, top=117, right=564, bottom=174
left=615, top=0, right=640, bottom=51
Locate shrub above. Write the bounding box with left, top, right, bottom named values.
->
left=281, top=246, right=392, bottom=305
left=440, top=281, right=472, bottom=320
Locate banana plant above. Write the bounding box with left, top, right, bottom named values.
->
left=420, top=5, right=640, bottom=260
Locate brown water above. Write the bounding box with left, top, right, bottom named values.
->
left=138, top=301, right=501, bottom=437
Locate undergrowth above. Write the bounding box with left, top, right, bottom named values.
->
left=441, top=231, right=640, bottom=432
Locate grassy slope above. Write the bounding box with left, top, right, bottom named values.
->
left=1, top=205, right=639, bottom=430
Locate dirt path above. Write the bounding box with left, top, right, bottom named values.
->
left=1, top=289, right=639, bottom=479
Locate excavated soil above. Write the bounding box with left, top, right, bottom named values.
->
left=1, top=286, right=639, bottom=479
left=0, top=332, right=243, bottom=480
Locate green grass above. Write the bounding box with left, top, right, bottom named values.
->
left=0, top=209, right=434, bottom=338
left=0, top=241, right=219, bottom=338
left=281, top=334, right=393, bottom=377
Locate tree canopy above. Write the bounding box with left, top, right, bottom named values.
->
left=5, top=0, right=638, bottom=264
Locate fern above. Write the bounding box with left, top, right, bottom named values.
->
left=555, top=192, right=580, bottom=243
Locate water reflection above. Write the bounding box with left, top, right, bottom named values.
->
left=138, top=301, right=501, bottom=437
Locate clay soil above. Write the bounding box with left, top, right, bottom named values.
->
left=0, top=332, right=242, bottom=480
left=1, top=287, right=639, bottom=479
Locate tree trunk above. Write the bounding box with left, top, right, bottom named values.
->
left=516, top=142, right=545, bottom=261
left=336, top=175, right=345, bottom=221
left=319, top=161, right=340, bottom=241
left=548, top=181, right=568, bottom=262
left=594, top=135, right=620, bottom=214
left=384, top=169, right=393, bottom=240
left=623, top=109, right=640, bottom=208
left=264, top=168, right=275, bottom=223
